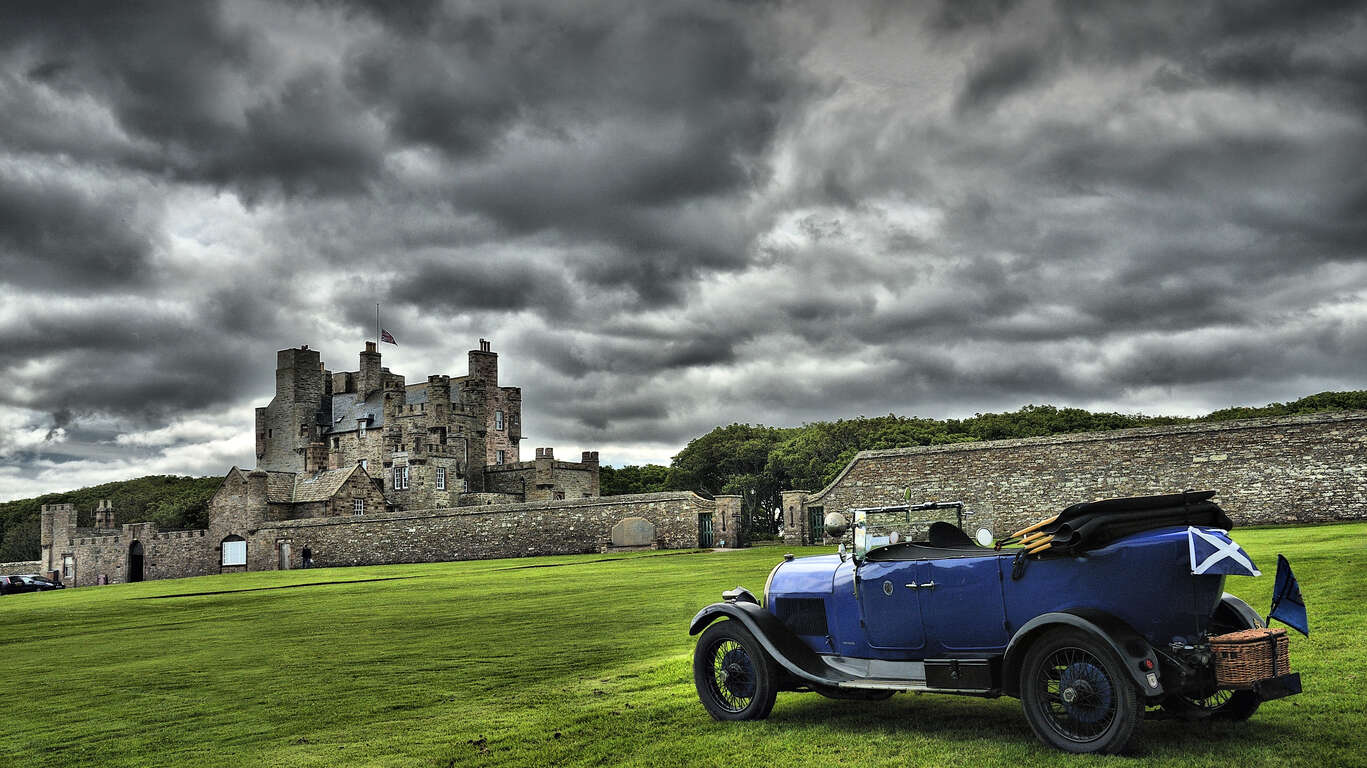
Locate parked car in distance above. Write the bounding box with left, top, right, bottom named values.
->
left=690, top=491, right=1306, bottom=755
left=0, top=574, right=66, bottom=595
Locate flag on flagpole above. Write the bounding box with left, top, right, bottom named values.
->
left=381, top=329, right=397, bottom=345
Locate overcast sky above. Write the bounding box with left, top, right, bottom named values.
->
left=2, top=0, right=1366, bottom=501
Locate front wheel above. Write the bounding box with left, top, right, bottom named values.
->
left=1019, top=629, right=1141, bottom=754
left=692, top=620, right=778, bottom=721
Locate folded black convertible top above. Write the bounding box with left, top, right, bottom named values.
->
left=1017, top=490, right=1232, bottom=556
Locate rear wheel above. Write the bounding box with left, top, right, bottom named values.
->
left=1161, top=600, right=1262, bottom=722
left=1019, top=629, right=1141, bottom=754
left=693, top=620, right=778, bottom=721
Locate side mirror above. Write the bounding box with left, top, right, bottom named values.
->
left=975, top=528, right=994, bottom=547
left=824, top=511, right=849, bottom=538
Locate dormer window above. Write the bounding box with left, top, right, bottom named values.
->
left=358, top=420, right=367, bottom=438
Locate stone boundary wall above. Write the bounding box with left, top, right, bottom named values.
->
left=0, top=560, right=42, bottom=574
left=784, top=411, right=1367, bottom=545
left=252, top=491, right=733, bottom=569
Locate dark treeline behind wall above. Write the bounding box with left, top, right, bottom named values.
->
left=602, top=391, right=1367, bottom=541
left=6, top=391, right=1367, bottom=558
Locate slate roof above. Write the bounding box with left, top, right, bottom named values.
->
left=325, top=392, right=384, bottom=435
left=265, top=466, right=361, bottom=504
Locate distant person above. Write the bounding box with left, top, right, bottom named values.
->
left=302, top=546, right=313, bottom=569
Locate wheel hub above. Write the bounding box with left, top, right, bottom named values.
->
left=1059, top=662, right=1113, bottom=724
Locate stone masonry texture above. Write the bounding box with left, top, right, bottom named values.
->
left=787, top=411, right=1367, bottom=545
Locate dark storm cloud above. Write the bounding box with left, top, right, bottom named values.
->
left=0, top=171, right=157, bottom=293
left=1, top=1, right=383, bottom=199
left=956, top=45, right=1056, bottom=114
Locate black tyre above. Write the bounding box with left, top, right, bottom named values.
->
left=693, top=620, right=778, bottom=721
left=1161, top=601, right=1262, bottom=722
left=1019, top=629, right=1142, bottom=754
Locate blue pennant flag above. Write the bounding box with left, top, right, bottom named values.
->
left=1269, top=554, right=1309, bottom=637
left=1187, top=527, right=1260, bottom=577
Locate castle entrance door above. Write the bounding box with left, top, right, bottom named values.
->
left=278, top=542, right=291, bottom=570
left=128, top=541, right=144, bottom=583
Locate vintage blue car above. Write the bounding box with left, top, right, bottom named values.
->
left=690, top=491, right=1305, bottom=754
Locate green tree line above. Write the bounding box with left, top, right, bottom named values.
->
left=600, top=391, right=1367, bottom=541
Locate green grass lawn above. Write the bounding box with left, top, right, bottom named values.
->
left=2, top=523, right=1363, bottom=767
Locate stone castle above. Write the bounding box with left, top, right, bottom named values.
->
left=257, top=339, right=599, bottom=510
left=37, top=340, right=742, bottom=587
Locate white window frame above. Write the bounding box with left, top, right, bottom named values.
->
left=496, top=449, right=505, bottom=465
left=358, top=459, right=367, bottom=470
left=358, top=420, right=367, bottom=438
left=353, top=498, right=365, bottom=516
left=435, top=467, right=446, bottom=491
left=495, top=410, right=504, bottom=430
left=394, top=465, right=409, bottom=490
left=221, top=537, right=247, bottom=567
left=62, top=555, right=74, bottom=579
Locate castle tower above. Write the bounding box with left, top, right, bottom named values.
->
left=256, top=346, right=326, bottom=472
left=467, top=340, right=521, bottom=466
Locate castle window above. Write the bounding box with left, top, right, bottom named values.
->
left=332, top=437, right=340, bottom=449
left=462, top=478, right=470, bottom=492
left=268, top=429, right=273, bottom=438
left=554, top=491, right=565, bottom=500
left=300, top=425, right=309, bottom=436
left=353, top=498, right=365, bottom=516
left=495, top=410, right=504, bottom=430
left=221, top=536, right=247, bottom=567
left=436, top=467, right=446, bottom=491
left=496, top=450, right=505, bottom=465
left=358, top=420, right=367, bottom=438
left=62, top=555, right=74, bottom=579
left=358, top=459, right=367, bottom=470
left=394, top=465, right=409, bottom=490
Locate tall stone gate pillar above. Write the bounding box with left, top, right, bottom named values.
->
left=781, top=490, right=808, bottom=547
left=713, top=495, right=742, bottom=548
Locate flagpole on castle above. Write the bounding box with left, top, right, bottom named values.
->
left=376, top=303, right=380, bottom=346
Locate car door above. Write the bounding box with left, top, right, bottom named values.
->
left=856, top=558, right=927, bottom=651
left=917, top=555, right=1010, bottom=653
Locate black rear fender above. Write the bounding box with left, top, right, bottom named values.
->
left=1001, top=610, right=1164, bottom=698
left=689, top=602, right=834, bottom=687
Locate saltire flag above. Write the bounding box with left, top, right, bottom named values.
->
left=1187, top=526, right=1260, bottom=577
left=1268, top=554, right=1309, bottom=637
left=381, top=329, right=397, bottom=345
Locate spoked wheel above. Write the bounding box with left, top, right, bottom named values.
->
left=692, top=620, right=777, bottom=721
left=1020, top=629, right=1141, bottom=754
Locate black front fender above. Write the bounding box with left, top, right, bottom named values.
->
left=1000, top=610, right=1164, bottom=698
left=689, top=602, right=836, bottom=687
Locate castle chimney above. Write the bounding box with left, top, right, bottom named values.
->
left=359, top=341, right=382, bottom=397
left=305, top=441, right=328, bottom=473
left=95, top=499, right=116, bottom=528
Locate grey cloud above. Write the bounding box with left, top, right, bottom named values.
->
left=0, top=171, right=159, bottom=293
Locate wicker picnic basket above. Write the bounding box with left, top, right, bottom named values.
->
left=1210, top=627, right=1290, bottom=687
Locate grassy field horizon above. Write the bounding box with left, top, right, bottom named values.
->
left=3, top=523, right=1363, bottom=767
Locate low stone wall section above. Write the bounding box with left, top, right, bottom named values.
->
left=257, top=491, right=719, bottom=568
left=0, top=560, right=42, bottom=575
left=788, top=411, right=1367, bottom=544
